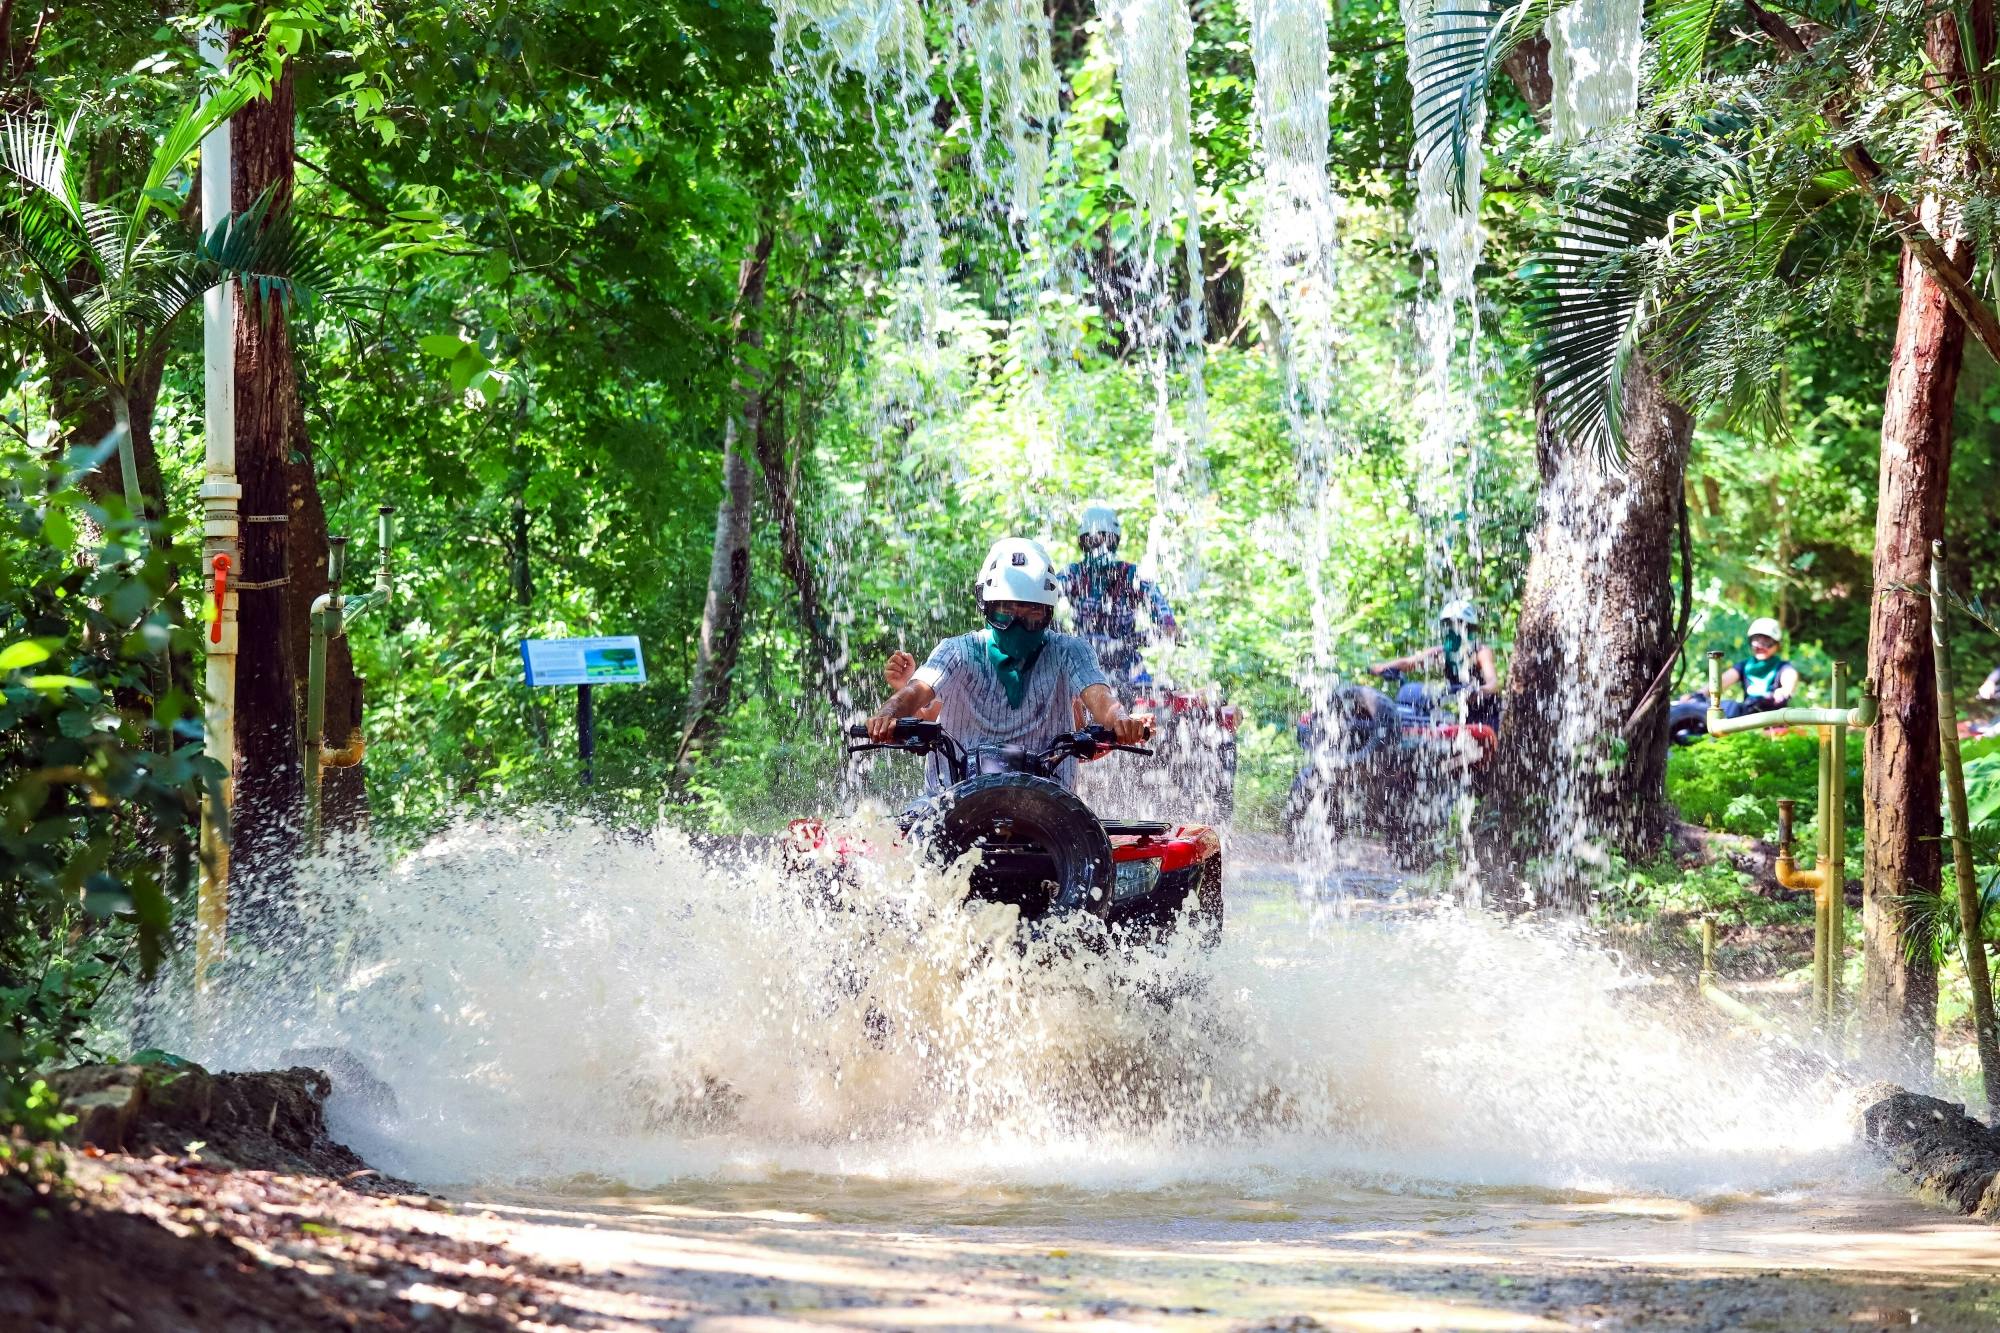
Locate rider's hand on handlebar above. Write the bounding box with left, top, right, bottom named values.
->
left=865, top=714, right=901, bottom=744
left=884, top=650, right=916, bottom=691
left=1110, top=714, right=1152, bottom=747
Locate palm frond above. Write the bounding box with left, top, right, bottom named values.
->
left=198, top=189, right=351, bottom=312
left=1522, top=108, right=1782, bottom=466
left=1649, top=0, right=1727, bottom=92
left=1407, top=0, right=1562, bottom=207
left=127, top=87, right=254, bottom=252
left=0, top=113, right=80, bottom=218
left=1523, top=188, right=1671, bottom=468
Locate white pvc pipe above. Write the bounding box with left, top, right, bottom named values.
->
left=198, top=22, right=239, bottom=988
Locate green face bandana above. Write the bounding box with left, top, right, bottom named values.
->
left=985, top=618, right=1047, bottom=709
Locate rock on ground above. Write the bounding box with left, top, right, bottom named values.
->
left=1863, top=1086, right=2000, bottom=1217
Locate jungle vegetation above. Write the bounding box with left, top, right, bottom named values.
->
left=5, top=0, right=2000, bottom=1149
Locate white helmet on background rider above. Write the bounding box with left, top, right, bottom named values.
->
left=1439, top=598, right=1481, bottom=627
left=976, top=537, right=1061, bottom=608
left=1078, top=503, right=1122, bottom=553
left=1746, top=617, right=1783, bottom=643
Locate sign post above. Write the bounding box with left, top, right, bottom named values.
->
left=521, top=635, right=645, bottom=788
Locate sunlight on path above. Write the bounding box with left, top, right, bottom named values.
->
left=382, top=1184, right=2000, bottom=1332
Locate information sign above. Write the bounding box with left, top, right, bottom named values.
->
left=520, top=635, right=647, bottom=687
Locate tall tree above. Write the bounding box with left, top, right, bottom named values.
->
left=1507, top=1, right=2000, bottom=1052
left=1477, top=38, right=1696, bottom=885
left=1861, top=1, right=1993, bottom=1072
left=678, top=226, right=775, bottom=769
left=230, top=54, right=360, bottom=878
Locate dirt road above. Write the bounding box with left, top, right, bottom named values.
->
left=384, top=1176, right=2000, bottom=1331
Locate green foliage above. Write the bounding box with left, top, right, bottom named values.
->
left=1595, top=852, right=1800, bottom=928
left=0, top=1079, right=74, bottom=1195
left=1666, top=730, right=1857, bottom=840
left=0, top=443, right=212, bottom=1141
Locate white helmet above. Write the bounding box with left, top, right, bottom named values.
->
left=1079, top=504, right=1122, bottom=539
left=1439, top=598, right=1481, bottom=626
left=976, top=537, right=1060, bottom=607
left=1747, top=617, right=1783, bottom=643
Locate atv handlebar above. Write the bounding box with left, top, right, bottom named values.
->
left=846, top=720, right=1152, bottom=776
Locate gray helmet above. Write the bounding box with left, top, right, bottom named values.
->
left=1440, top=598, right=1481, bottom=627
left=1079, top=503, right=1121, bottom=553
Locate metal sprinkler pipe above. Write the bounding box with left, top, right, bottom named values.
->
left=1705, top=649, right=1873, bottom=1037
left=302, top=512, right=396, bottom=854
left=195, top=18, right=239, bottom=996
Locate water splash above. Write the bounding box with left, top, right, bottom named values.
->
left=946, top=0, right=1062, bottom=248
left=1249, top=0, right=1342, bottom=642
left=139, top=823, right=1861, bottom=1197
left=1547, top=0, right=1644, bottom=146
left=1520, top=0, right=1647, bottom=896
left=1399, top=0, right=1487, bottom=598
left=767, top=0, right=946, bottom=362
left=1397, top=0, right=1492, bottom=891
left=1096, top=0, right=1212, bottom=609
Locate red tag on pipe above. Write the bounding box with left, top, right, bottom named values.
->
left=210, top=554, right=231, bottom=644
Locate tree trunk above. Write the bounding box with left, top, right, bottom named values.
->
left=1860, top=5, right=1989, bottom=1075
left=230, top=61, right=362, bottom=880
left=1486, top=361, right=1692, bottom=896
left=676, top=227, right=774, bottom=769
left=753, top=393, right=845, bottom=701
left=1481, top=48, right=1695, bottom=899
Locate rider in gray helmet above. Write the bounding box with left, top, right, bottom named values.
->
left=1055, top=504, right=1178, bottom=691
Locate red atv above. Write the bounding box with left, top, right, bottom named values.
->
left=1126, top=685, right=1240, bottom=824
left=791, top=720, right=1223, bottom=947
left=1283, top=669, right=1496, bottom=863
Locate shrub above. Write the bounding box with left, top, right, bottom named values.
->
left=1, top=444, right=213, bottom=1154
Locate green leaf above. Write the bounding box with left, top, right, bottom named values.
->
left=0, top=639, right=53, bottom=671
left=23, top=675, right=98, bottom=695
left=419, top=333, right=466, bottom=357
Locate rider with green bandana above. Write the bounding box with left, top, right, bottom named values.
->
left=1369, top=599, right=1501, bottom=726
left=868, top=537, right=1150, bottom=792
left=1716, top=617, right=1799, bottom=717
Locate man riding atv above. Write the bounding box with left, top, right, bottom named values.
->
left=867, top=537, right=1150, bottom=781
left=881, top=513, right=1233, bottom=818
left=1368, top=598, right=1500, bottom=728
left=844, top=538, right=1221, bottom=945
left=1668, top=618, right=1799, bottom=744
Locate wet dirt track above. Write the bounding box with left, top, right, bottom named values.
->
left=417, top=1182, right=2000, bottom=1332
left=411, top=851, right=1998, bottom=1333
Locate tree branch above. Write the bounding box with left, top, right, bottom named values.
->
left=1745, top=0, right=2000, bottom=364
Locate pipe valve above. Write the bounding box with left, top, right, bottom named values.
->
left=210, top=553, right=231, bottom=644
left=1776, top=798, right=1795, bottom=857
left=327, top=535, right=349, bottom=591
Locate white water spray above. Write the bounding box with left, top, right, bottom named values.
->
left=1096, top=0, right=1212, bottom=609
left=1398, top=0, right=1492, bottom=887
left=1399, top=0, right=1487, bottom=590
left=141, top=823, right=1863, bottom=1198
left=1523, top=0, right=1648, bottom=894
left=1547, top=0, right=1645, bottom=146
left=767, top=0, right=947, bottom=372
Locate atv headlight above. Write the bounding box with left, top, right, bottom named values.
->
left=1113, top=857, right=1162, bottom=903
